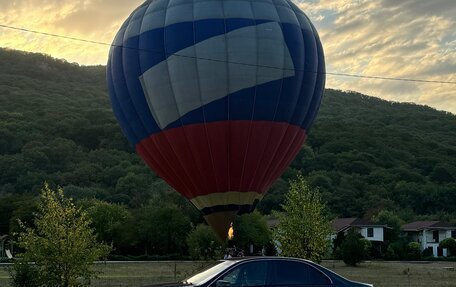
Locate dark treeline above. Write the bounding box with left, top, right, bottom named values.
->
left=0, top=48, right=455, bottom=257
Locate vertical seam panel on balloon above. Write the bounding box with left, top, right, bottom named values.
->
left=158, top=0, right=201, bottom=195
left=253, top=0, right=292, bottom=194
left=137, top=0, right=188, bottom=196
left=136, top=2, right=187, bottom=193
left=238, top=0, right=260, bottom=203
left=246, top=4, right=287, bottom=193
left=263, top=4, right=309, bottom=188
left=112, top=17, right=143, bottom=144
left=135, top=4, right=165, bottom=176
left=121, top=7, right=149, bottom=139
left=262, top=6, right=316, bottom=191
left=296, top=11, right=319, bottom=130
left=303, top=20, right=325, bottom=131
left=122, top=8, right=149, bottom=140
left=190, top=0, right=220, bottom=198
left=107, top=50, right=136, bottom=144
left=221, top=0, right=231, bottom=194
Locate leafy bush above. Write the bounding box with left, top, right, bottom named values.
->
left=406, top=242, right=421, bottom=260
left=187, top=224, right=223, bottom=260
left=389, top=240, right=408, bottom=260
left=9, top=262, right=40, bottom=287
left=340, top=230, right=370, bottom=266
left=385, top=245, right=399, bottom=260
left=440, top=238, right=456, bottom=256
left=422, top=247, right=434, bottom=258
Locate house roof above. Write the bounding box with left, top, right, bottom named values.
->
left=402, top=221, right=456, bottom=231
left=331, top=218, right=388, bottom=232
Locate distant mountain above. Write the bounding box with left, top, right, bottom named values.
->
left=1, top=48, right=455, bottom=232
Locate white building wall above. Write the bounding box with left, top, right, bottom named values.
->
left=360, top=227, right=384, bottom=241
left=441, top=230, right=450, bottom=240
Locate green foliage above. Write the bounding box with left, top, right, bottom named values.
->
left=14, top=184, right=111, bottom=286
left=372, top=210, right=404, bottom=242
left=385, top=245, right=398, bottom=260
left=186, top=224, right=222, bottom=260
left=406, top=242, right=421, bottom=260
left=84, top=200, right=136, bottom=254
left=232, top=212, right=271, bottom=254
left=388, top=239, right=408, bottom=260
left=135, top=201, right=191, bottom=256
left=9, top=261, right=41, bottom=287
left=273, top=175, right=331, bottom=263
left=422, top=247, right=434, bottom=258
left=340, top=230, right=370, bottom=266
left=440, top=238, right=456, bottom=256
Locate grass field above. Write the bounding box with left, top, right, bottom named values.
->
left=1, top=260, right=455, bottom=286
left=320, top=260, right=456, bottom=287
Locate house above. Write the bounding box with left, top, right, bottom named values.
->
left=0, top=235, right=13, bottom=261
left=331, top=218, right=389, bottom=242
left=402, top=221, right=456, bottom=257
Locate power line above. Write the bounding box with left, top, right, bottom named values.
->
left=1, top=23, right=456, bottom=85
left=325, top=72, right=456, bottom=85
left=0, top=24, right=112, bottom=47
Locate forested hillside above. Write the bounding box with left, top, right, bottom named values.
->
left=1, top=48, right=455, bottom=239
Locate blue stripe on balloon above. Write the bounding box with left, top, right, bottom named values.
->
left=194, top=19, right=226, bottom=43
left=135, top=18, right=268, bottom=73
left=225, top=18, right=256, bottom=33
left=166, top=76, right=296, bottom=129
left=138, top=27, right=166, bottom=74
left=164, top=22, right=195, bottom=56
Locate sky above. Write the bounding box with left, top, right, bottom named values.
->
left=0, top=0, right=455, bottom=113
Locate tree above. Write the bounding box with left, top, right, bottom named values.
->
left=372, top=210, right=404, bottom=242
left=135, top=201, right=191, bottom=256
left=186, top=224, right=223, bottom=260
left=12, top=184, right=111, bottom=287
left=273, top=174, right=331, bottom=263
left=232, top=212, right=271, bottom=255
left=340, top=230, right=370, bottom=266
left=84, top=199, right=136, bottom=254
left=406, top=242, right=421, bottom=260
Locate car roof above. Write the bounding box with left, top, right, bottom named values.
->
left=222, top=256, right=315, bottom=264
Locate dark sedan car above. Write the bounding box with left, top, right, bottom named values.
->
left=150, top=257, right=372, bottom=287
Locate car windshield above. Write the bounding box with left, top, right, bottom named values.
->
left=184, top=260, right=236, bottom=286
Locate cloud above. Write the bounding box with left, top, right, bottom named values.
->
left=0, top=0, right=143, bottom=65
left=295, top=0, right=456, bottom=113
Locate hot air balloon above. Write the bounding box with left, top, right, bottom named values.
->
left=107, top=0, right=325, bottom=239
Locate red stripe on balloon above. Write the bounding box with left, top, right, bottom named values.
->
left=136, top=121, right=307, bottom=200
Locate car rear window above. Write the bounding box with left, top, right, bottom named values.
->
left=272, top=260, right=331, bottom=286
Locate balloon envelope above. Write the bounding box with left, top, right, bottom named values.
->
left=107, top=0, right=325, bottom=239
